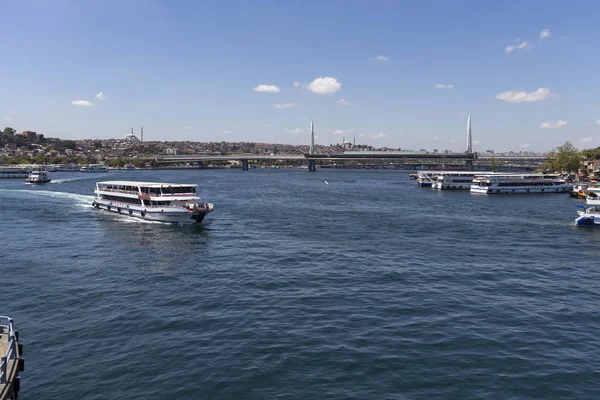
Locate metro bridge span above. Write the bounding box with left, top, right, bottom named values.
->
left=152, top=152, right=544, bottom=171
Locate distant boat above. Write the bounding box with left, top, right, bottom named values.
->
left=25, top=169, right=51, bottom=184
left=80, top=165, right=109, bottom=173
left=123, top=164, right=136, bottom=170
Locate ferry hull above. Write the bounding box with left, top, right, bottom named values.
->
left=26, top=178, right=51, bottom=184
left=93, top=200, right=208, bottom=224
left=471, top=186, right=571, bottom=194
left=432, top=183, right=471, bottom=190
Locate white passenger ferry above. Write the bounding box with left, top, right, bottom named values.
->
left=470, top=174, right=571, bottom=194
left=0, top=168, right=29, bottom=179
left=25, top=169, right=51, bottom=184
left=92, top=181, right=214, bottom=223
left=81, top=165, right=109, bottom=173
left=432, top=171, right=491, bottom=190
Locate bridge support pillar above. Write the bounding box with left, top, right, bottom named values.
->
left=465, top=159, right=474, bottom=171
left=241, top=159, right=249, bottom=171
left=308, top=159, right=316, bottom=172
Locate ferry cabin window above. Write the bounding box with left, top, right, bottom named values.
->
left=161, top=186, right=196, bottom=194
left=150, top=200, right=171, bottom=206
left=102, top=195, right=142, bottom=204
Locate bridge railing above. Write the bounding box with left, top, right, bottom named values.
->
left=0, top=316, right=17, bottom=384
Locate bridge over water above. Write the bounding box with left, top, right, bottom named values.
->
left=150, top=117, right=545, bottom=171
left=152, top=152, right=543, bottom=171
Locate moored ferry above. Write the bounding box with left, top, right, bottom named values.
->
left=0, top=316, right=24, bottom=400
left=470, top=174, right=571, bottom=194
left=0, top=168, right=29, bottom=179
left=416, top=171, right=438, bottom=187
left=92, top=181, right=214, bottom=223
left=432, top=171, right=491, bottom=190
left=81, top=165, right=109, bottom=173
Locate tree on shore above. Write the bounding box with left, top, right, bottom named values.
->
left=489, top=157, right=499, bottom=172
left=542, top=141, right=582, bottom=173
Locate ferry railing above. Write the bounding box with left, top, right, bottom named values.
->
left=0, top=316, right=17, bottom=384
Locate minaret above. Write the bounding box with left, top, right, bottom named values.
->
left=466, top=113, right=472, bottom=153
left=141, top=126, right=144, bottom=142
left=309, top=120, right=315, bottom=154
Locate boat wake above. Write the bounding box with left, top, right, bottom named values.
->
left=0, top=189, right=95, bottom=206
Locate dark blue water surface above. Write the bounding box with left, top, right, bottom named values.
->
left=1, top=169, right=600, bottom=399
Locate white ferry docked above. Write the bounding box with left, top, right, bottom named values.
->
left=432, top=171, right=491, bottom=190
left=81, top=165, right=109, bottom=173
left=25, top=169, right=51, bottom=184
left=416, top=171, right=439, bottom=187
left=470, top=174, right=571, bottom=194
left=92, top=181, right=214, bottom=224
left=0, top=168, right=29, bottom=179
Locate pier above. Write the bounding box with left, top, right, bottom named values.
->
left=0, top=317, right=24, bottom=400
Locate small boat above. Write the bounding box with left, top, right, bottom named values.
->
left=92, top=181, right=214, bottom=224
left=25, top=169, right=51, bottom=184
left=80, top=165, right=109, bottom=173
left=0, top=316, right=24, bottom=400
left=123, top=164, right=136, bottom=170
left=574, top=203, right=600, bottom=227
left=570, top=184, right=600, bottom=199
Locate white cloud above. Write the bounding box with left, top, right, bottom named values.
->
left=540, top=29, right=551, bottom=40
left=307, top=77, right=341, bottom=94
left=369, top=132, right=387, bottom=139
left=216, top=130, right=232, bottom=136
left=96, top=92, right=105, bottom=100
left=254, top=84, right=280, bottom=93
left=373, top=55, right=389, bottom=61
left=472, top=140, right=480, bottom=145
left=332, top=129, right=354, bottom=135
left=540, top=120, right=567, bottom=129
left=4, top=117, right=10, bottom=121
left=434, top=83, right=454, bottom=89
left=337, top=98, right=350, bottom=106
left=505, top=41, right=527, bottom=54
left=183, top=126, right=191, bottom=130
left=433, top=136, right=440, bottom=140
left=448, top=139, right=457, bottom=143
left=596, top=119, right=600, bottom=126
left=72, top=100, right=94, bottom=106
left=273, top=103, right=297, bottom=109
left=495, top=87, right=555, bottom=103
left=7, top=110, right=15, bottom=114
left=292, top=81, right=301, bottom=87
left=286, top=128, right=302, bottom=134
left=520, top=144, right=531, bottom=148
left=580, top=137, right=593, bottom=143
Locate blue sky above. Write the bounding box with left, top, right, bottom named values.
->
left=1, top=0, right=598, bottom=152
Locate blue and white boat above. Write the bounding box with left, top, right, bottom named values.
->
left=575, top=193, right=600, bottom=227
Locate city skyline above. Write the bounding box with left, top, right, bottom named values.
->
left=1, top=0, right=599, bottom=152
